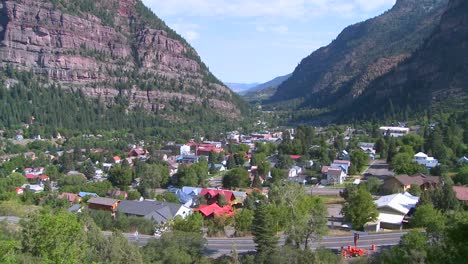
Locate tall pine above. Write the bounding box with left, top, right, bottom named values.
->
left=252, top=203, right=278, bottom=257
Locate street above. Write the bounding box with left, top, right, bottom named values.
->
left=4, top=216, right=404, bottom=257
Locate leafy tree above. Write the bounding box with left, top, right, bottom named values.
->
left=341, top=187, right=378, bottom=230
left=141, top=231, right=207, bottom=264
left=408, top=184, right=422, bottom=197
left=21, top=211, right=86, bottom=263
left=127, top=190, right=141, bottom=200
left=222, top=167, right=250, bottom=189
left=234, top=209, right=254, bottom=236
left=277, top=155, right=293, bottom=169
left=252, top=175, right=263, bottom=189
left=364, top=177, right=382, bottom=194
left=454, top=165, right=468, bottom=185
left=252, top=203, right=279, bottom=257
left=391, top=152, right=426, bottom=175
left=226, top=155, right=236, bottom=169
left=108, top=165, right=133, bottom=189
left=172, top=213, right=203, bottom=234
left=412, top=204, right=446, bottom=234
left=100, top=232, right=144, bottom=264
left=155, top=191, right=179, bottom=203
left=175, top=165, right=198, bottom=187
left=270, top=167, right=286, bottom=183
left=350, top=150, right=368, bottom=174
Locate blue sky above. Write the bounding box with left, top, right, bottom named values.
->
left=142, top=0, right=396, bottom=83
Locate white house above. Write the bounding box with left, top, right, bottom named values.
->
left=458, top=156, right=468, bottom=164
left=321, top=166, right=347, bottom=185
left=288, top=166, right=303, bottom=177
left=413, top=152, right=439, bottom=168
left=379, top=127, right=410, bottom=137
left=374, top=192, right=419, bottom=230
left=180, top=144, right=191, bottom=155
left=21, top=184, right=44, bottom=193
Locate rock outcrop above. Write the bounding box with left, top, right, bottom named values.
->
left=0, top=0, right=242, bottom=119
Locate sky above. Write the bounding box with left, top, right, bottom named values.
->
left=142, top=0, right=396, bottom=84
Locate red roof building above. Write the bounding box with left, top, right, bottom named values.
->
left=201, top=189, right=236, bottom=205
left=453, top=186, right=468, bottom=201
left=195, top=203, right=235, bottom=218
left=290, top=155, right=302, bottom=160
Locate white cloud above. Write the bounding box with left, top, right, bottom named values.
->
left=271, top=25, right=289, bottom=34
left=142, top=0, right=396, bottom=19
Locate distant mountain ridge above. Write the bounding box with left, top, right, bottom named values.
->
left=268, top=0, right=449, bottom=111
left=242, top=73, right=291, bottom=102
left=225, top=82, right=259, bottom=94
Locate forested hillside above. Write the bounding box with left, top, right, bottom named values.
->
left=0, top=0, right=251, bottom=137
left=265, top=0, right=450, bottom=119
left=341, top=0, right=468, bottom=121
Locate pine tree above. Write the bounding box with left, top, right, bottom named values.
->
left=252, top=203, right=278, bottom=257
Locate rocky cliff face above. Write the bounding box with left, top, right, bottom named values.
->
left=269, top=0, right=449, bottom=109
left=0, top=0, right=242, bottom=119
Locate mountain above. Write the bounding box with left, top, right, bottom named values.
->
left=225, top=82, right=259, bottom=94
left=242, top=73, right=291, bottom=102
left=343, top=0, right=468, bottom=120
left=0, top=0, right=249, bottom=136
left=268, top=0, right=449, bottom=110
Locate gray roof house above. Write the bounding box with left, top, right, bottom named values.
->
left=117, top=200, right=192, bottom=224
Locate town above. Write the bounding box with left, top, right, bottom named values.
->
left=1, top=119, right=467, bottom=263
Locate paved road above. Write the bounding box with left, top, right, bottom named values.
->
left=113, top=230, right=405, bottom=257
left=363, top=160, right=394, bottom=179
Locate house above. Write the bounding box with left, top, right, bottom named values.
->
left=359, top=142, right=375, bottom=150
left=200, top=189, right=237, bottom=206
left=452, top=186, right=468, bottom=202
left=21, top=184, right=43, bottom=193
left=117, top=200, right=192, bottom=224
left=15, top=187, right=24, bottom=195
left=107, top=190, right=128, bottom=199
left=379, top=127, right=410, bottom=137
left=321, top=166, right=347, bottom=185
left=195, top=203, right=235, bottom=218
left=178, top=155, right=199, bottom=164
left=68, top=204, right=82, bottom=213
left=374, top=192, right=419, bottom=230
left=413, top=152, right=439, bottom=168
left=24, top=167, right=45, bottom=176
left=128, top=148, right=149, bottom=158
left=67, top=171, right=87, bottom=179
left=87, top=197, right=119, bottom=212
left=339, top=150, right=350, bottom=161
left=458, top=156, right=468, bottom=164
left=208, top=163, right=226, bottom=172
left=288, top=166, right=303, bottom=177
left=381, top=174, right=439, bottom=193
left=331, top=160, right=351, bottom=174
left=58, top=193, right=82, bottom=204
left=113, top=156, right=121, bottom=164
left=79, top=192, right=99, bottom=198
left=180, top=144, right=192, bottom=155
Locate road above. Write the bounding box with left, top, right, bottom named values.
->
left=114, top=231, right=405, bottom=257
left=363, top=160, right=394, bottom=179
left=4, top=216, right=404, bottom=257
left=204, top=232, right=405, bottom=257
